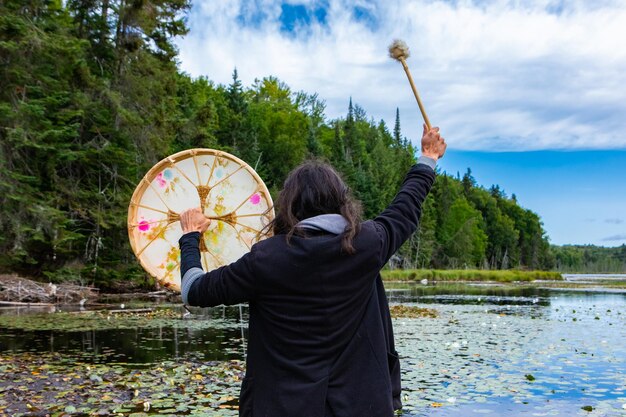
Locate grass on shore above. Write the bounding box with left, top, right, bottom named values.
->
left=389, top=305, right=438, bottom=318
left=381, top=269, right=563, bottom=282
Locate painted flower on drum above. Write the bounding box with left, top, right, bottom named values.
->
left=156, top=169, right=174, bottom=188
left=250, top=193, right=261, bottom=205
left=146, top=223, right=167, bottom=241
left=138, top=220, right=150, bottom=231
left=137, top=217, right=156, bottom=232
left=156, top=173, right=166, bottom=188
left=157, top=246, right=180, bottom=278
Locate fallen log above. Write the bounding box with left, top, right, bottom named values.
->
left=0, top=274, right=99, bottom=303
left=0, top=300, right=54, bottom=306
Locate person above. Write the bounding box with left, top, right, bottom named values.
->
left=178, top=124, right=446, bottom=417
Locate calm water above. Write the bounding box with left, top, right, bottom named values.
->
left=0, top=306, right=248, bottom=363
left=1, top=279, right=625, bottom=416
left=386, top=283, right=626, bottom=416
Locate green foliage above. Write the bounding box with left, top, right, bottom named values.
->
left=551, top=244, right=626, bottom=273
left=0, top=0, right=558, bottom=288
left=398, top=168, right=555, bottom=271
left=438, top=197, right=487, bottom=267
left=0, top=0, right=189, bottom=289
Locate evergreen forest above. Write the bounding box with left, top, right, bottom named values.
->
left=1, top=1, right=621, bottom=289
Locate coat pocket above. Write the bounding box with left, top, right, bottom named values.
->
left=387, top=350, right=400, bottom=379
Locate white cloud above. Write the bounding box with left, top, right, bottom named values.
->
left=175, top=0, right=626, bottom=150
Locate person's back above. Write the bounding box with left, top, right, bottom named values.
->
left=178, top=124, right=447, bottom=416
left=240, top=220, right=392, bottom=416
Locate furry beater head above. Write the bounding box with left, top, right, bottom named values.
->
left=388, top=39, right=410, bottom=61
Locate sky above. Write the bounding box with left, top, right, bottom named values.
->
left=174, top=0, right=626, bottom=246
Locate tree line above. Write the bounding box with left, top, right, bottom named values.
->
left=551, top=245, right=626, bottom=273
left=0, top=0, right=591, bottom=289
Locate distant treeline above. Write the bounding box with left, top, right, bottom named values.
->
left=0, top=1, right=579, bottom=289
left=551, top=245, right=626, bottom=273
left=381, top=269, right=562, bottom=283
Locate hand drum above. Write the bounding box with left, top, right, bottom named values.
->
left=128, top=149, right=274, bottom=291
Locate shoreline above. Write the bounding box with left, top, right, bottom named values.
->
left=3, top=271, right=625, bottom=304
left=380, top=269, right=564, bottom=282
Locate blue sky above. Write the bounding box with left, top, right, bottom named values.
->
left=175, top=0, right=626, bottom=246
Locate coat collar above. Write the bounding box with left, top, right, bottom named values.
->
left=296, top=214, right=348, bottom=235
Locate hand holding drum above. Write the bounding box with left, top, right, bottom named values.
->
left=180, top=208, right=211, bottom=234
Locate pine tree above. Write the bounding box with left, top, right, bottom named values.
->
left=343, top=98, right=356, bottom=163
left=222, top=68, right=249, bottom=154
left=393, top=108, right=401, bottom=145
left=331, top=121, right=345, bottom=165
left=462, top=168, right=475, bottom=196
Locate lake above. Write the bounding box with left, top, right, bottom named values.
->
left=1, top=276, right=625, bottom=416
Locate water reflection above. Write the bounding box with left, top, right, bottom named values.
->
left=0, top=306, right=249, bottom=363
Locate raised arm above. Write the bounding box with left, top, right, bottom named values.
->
left=374, top=125, right=446, bottom=263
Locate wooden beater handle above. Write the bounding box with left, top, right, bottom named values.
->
left=399, top=58, right=431, bottom=130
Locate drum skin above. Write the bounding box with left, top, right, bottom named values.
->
left=128, top=149, right=274, bottom=292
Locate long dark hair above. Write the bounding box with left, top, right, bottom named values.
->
left=268, top=160, right=362, bottom=254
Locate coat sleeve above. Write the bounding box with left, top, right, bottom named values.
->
left=373, top=162, right=436, bottom=265
left=179, top=232, right=257, bottom=307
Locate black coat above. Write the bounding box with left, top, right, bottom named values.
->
left=179, top=163, right=435, bottom=417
